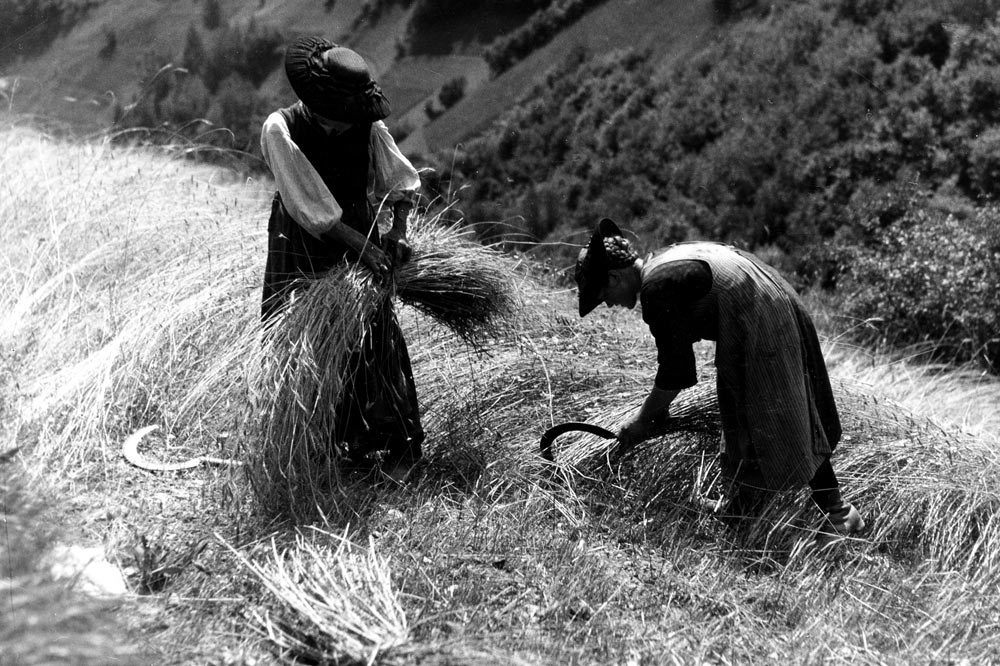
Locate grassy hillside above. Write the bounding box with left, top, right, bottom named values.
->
left=2, top=0, right=714, bottom=157
left=4, top=125, right=1000, bottom=665
left=403, top=0, right=717, bottom=155
left=418, top=0, right=1000, bottom=373
left=2, top=0, right=424, bottom=134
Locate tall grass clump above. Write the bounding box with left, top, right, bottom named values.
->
left=1, top=124, right=521, bottom=518
left=229, top=529, right=412, bottom=665
left=0, top=127, right=265, bottom=477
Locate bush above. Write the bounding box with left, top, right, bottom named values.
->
left=181, top=24, right=208, bottom=77
left=967, top=127, right=1000, bottom=199
left=0, top=0, right=99, bottom=66
left=208, top=73, right=271, bottom=153
left=202, top=18, right=285, bottom=92
left=202, top=0, right=222, bottom=30
left=437, top=76, right=466, bottom=109
left=838, top=207, right=1000, bottom=371
left=99, top=30, right=117, bottom=59
left=482, top=0, right=607, bottom=76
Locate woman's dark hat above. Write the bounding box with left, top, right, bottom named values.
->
left=284, top=36, right=391, bottom=123
left=575, top=218, right=629, bottom=317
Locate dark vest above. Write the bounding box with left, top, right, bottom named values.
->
left=262, top=104, right=425, bottom=455
left=262, top=104, right=378, bottom=321
left=278, top=102, right=374, bottom=236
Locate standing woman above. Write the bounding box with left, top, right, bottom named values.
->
left=574, top=218, right=865, bottom=537
left=260, top=36, right=423, bottom=472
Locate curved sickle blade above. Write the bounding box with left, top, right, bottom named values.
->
left=540, top=421, right=616, bottom=462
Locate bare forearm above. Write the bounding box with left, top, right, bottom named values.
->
left=322, top=223, right=372, bottom=254
left=635, top=386, right=680, bottom=427
left=617, top=386, right=679, bottom=449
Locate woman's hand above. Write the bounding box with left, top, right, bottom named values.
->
left=359, top=243, right=391, bottom=278
left=612, top=386, right=680, bottom=460
left=322, top=224, right=390, bottom=278
left=617, top=415, right=649, bottom=450
left=381, top=227, right=412, bottom=266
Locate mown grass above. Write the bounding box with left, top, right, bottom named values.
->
left=2, top=124, right=999, bottom=665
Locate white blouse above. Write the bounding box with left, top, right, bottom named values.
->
left=260, top=110, right=421, bottom=239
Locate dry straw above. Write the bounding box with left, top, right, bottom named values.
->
left=541, top=356, right=1000, bottom=573
left=244, top=215, right=524, bottom=520
left=226, top=529, right=411, bottom=665
left=395, top=217, right=524, bottom=346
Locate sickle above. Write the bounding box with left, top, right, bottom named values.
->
left=540, top=421, right=617, bottom=462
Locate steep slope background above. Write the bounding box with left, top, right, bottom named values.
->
left=0, top=0, right=648, bottom=143
left=417, top=0, right=1000, bottom=373
left=3, top=0, right=417, bottom=138
left=403, top=0, right=717, bottom=155
left=1, top=0, right=712, bottom=152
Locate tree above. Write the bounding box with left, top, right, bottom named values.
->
left=99, top=30, right=117, bottom=59
left=181, top=24, right=207, bottom=76
left=437, top=76, right=466, bottom=109
left=203, top=0, right=222, bottom=30
left=209, top=73, right=265, bottom=152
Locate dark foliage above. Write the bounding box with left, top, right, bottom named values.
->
left=201, top=18, right=285, bottom=92
left=98, top=29, right=116, bottom=59
left=405, top=0, right=544, bottom=55
left=180, top=24, right=207, bottom=77
left=437, top=75, right=466, bottom=109
left=838, top=205, right=1000, bottom=370
left=202, top=0, right=222, bottom=31
left=482, top=0, right=610, bottom=76
left=418, top=0, right=1000, bottom=371
left=0, top=0, right=99, bottom=67
left=411, top=0, right=548, bottom=23
left=713, top=0, right=758, bottom=21
left=352, top=0, right=413, bottom=30
left=114, top=18, right=286, bottom=163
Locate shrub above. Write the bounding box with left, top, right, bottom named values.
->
left=181, top=24, right=208, bottom=77
left=0, top=0, right=99, bottom=66
left=423, top=98, right=442, bottom=120
left=437, top=76, right=466, bottom=109
left=482, top=0, right=607, bottom=76
left=967, top=127, right=1000, bottom=199
left=838, top=207, right=1000, bottom=371
left=202, top=0, right=222, bottom=30
left=209, top=73, right=270, bottom=152
left=202, top=19, right=285, bottom=92
left=99, top=30, right=117, bottom=59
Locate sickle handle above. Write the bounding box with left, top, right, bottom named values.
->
left=540, top=421, right=616, bottom=461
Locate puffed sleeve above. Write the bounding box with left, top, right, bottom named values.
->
left=369, top=120, right=420, bottom=206
left=640, top=260, right=713, bottom=390
left=260, top=111, right=343, bottom=238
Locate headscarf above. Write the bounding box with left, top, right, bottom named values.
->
left=575, top=218, right=638, bottom=317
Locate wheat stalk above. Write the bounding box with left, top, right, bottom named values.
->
left=225, top=528, right=410, bottom=665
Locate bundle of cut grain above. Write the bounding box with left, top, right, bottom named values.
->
left=245, top=216, right=523, bottom=520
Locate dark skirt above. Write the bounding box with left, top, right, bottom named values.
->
left=261, top=193, right=424, bottom=460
